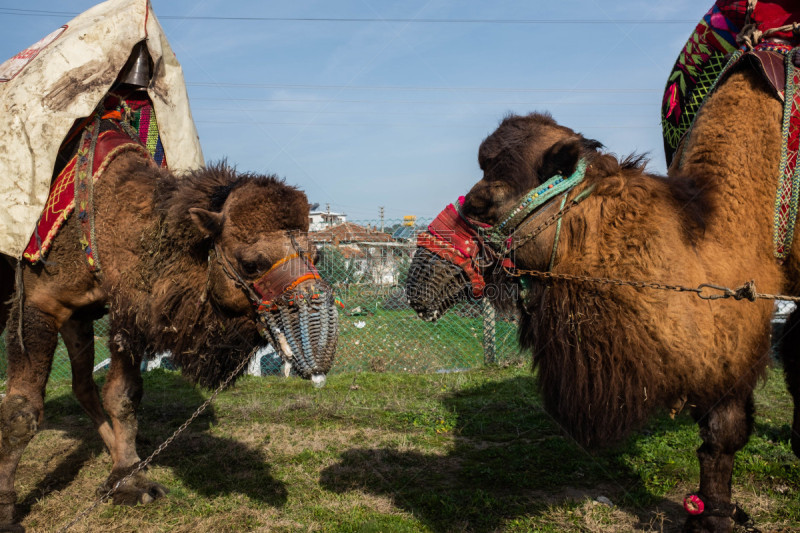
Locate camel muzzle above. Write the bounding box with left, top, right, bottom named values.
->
left=407, top=247, right=472, bottom=322
left=251, top=255, right=339, bottom=385
left=406, top=199, right=487, bottom=321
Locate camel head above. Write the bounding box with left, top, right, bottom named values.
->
left=407, top=112, right=602, bottom=321
left=189, top=179, right=337, bottom=386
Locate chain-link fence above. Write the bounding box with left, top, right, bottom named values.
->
left=0, top=218, right=523, bottom=384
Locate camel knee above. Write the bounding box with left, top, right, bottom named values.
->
left=102, top=395, right=138, bottom=424
left=5, top=305, right=59, bottom=392
left=0, top=395, right=40, bottom=449
left=697, top=395, right=754, bottom=454
left=102, top=371, right=143, bottom=419
left=102, top=357, right=143, bottom=417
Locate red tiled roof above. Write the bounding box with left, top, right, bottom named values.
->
left=311, top=222, right=394, bottom=243
left=338, top=245, right=365, bottom=259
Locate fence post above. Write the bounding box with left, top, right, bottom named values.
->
left=482, top=299, right=496, bottom=365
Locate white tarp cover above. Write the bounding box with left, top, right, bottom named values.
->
left=0, top=0, right=204, bottom=258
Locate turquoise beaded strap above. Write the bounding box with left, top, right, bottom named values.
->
left=486, top=158, right=588, bottom=243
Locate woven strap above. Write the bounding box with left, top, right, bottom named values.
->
left=547, top=193, right=570, bottom=271
left=773, top=47, right=800, bottom=261
left=75, top=117, right=102, bottom=273
left=252, top=254, right=321, bottom=308
left=485, top=159, right=588, bottom=245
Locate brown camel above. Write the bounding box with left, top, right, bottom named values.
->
left=0, top=118, right=338, bottom=531
left=407, top=68, right=800, bottom=532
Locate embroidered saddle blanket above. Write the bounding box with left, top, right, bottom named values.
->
left=662, top=0, right=800, bottom=262
left=662, top=0, right=800, bottom=166
left=23, top=96, right=165, bottom=264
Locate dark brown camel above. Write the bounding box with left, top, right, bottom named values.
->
left=0, top=122, right=338, bottom=531
left=407, top=70, right=800, bottom=532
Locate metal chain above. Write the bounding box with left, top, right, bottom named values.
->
left=57, top=344, right=260, bottom=533
left=503, top=266, right=800, bottom=303
left=488, top=189, right=800, bottom=304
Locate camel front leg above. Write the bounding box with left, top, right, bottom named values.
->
left=0, top=303, right=59, bottom=531
left=99, top=329, right=166, bottom=505
left=684, top=392, right=755, bottom=533
left=60, top=318, right=115, bottom=452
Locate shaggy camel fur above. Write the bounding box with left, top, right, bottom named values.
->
left=408, top=68, right=799, bottom=532
left=0, top=139, right=333, bottom=531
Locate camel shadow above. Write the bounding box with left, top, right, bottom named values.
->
left=320, top=375, right=687, bottom=532
left=18, top=370, right=287, bottom=520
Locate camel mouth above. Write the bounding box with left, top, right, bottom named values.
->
left=258, top=282, right=339, bottom=381
left=406, top=247, right=473, bottom=321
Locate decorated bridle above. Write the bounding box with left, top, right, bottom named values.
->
left=212, top=234, right=324, bottom=314
left=211, top=233, right=340, bottom=380
left=417, top=159, right=592, bottom=294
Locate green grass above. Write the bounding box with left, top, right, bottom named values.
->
left=6, top=365, right=799, bottom=532
left=323, top=305, right=520, bottom=373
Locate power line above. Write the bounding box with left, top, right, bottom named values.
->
left=0, top=9, right=696, bottom=24
left=186, top=82, right=660, bottom=93
left=192, top=107, right=652, bottom=118
left=195, top=119, right=659, bottom=129
left=191, top=97, right=654, bottom=107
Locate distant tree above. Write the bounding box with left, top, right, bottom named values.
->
left=394, top=249, right=412, bottom=286
left=384, top=222, right=402, bottom=236
left=316, top=246, right=359, bottom=286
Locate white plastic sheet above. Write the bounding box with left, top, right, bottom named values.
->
left=0, top=0, right=204, bottom=258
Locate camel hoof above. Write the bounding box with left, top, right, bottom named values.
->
left=0, top=500, right=19, bottom=532
left=682, top=514, right=733, bottom=533
left=0, top=396, right=38, bottom=448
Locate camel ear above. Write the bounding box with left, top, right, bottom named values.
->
left=189, top=208, right=224, bottom=238
left=540, top=135, right=602, bottom=179
left=540, top=138, right=582, bottom=179
left=582, top=137, right=604, bottom=152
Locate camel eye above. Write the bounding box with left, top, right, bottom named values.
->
left=240, top=260, right=261, bottom=276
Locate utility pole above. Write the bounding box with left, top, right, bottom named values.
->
left=326, top=203, right=331, bottom=228
left=379, top=206, right=384, bottom=233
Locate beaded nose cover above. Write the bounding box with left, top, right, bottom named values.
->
left=252, top=254, right=339, bottom=380
left=415, top=198, right=487, bottom=297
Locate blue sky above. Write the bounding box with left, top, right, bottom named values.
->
left=1, top=1, right=709, bottom=221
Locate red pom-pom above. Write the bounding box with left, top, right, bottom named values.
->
left=683, top=494, right=704, bottom=515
